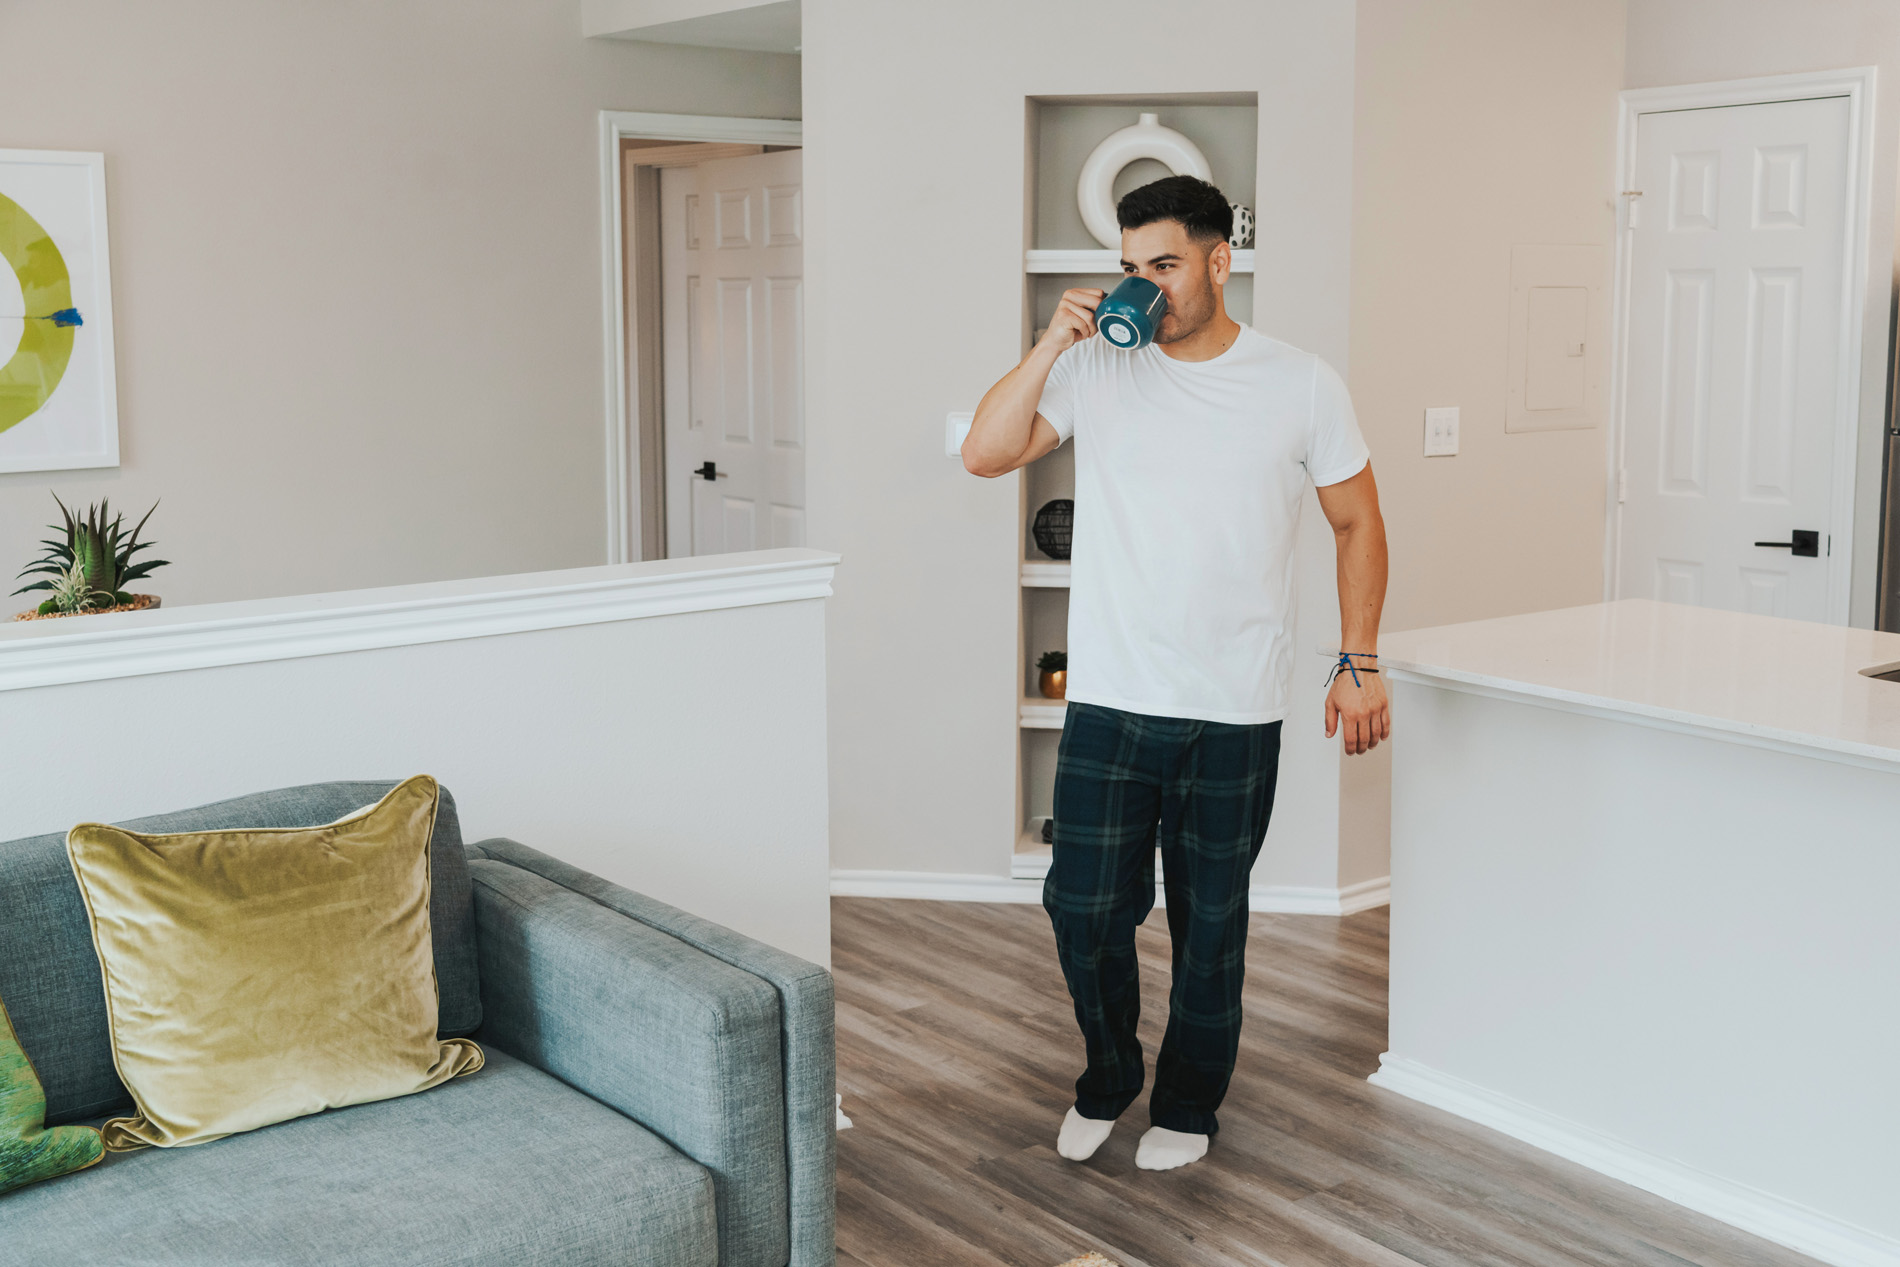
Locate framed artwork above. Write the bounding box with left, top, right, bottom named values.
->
left=0, top=149, right=119, bottom=473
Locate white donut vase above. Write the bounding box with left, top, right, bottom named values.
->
left=1076, top=112, right=1214, bottom=249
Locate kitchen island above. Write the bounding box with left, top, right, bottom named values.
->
left=1375, top=600, right=1898, bottom=1267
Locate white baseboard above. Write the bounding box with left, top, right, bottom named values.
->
left=1332, top=875, right=1392, bottom=914
left=828, top=868, right=1390, bottom=916
left=1369, top=1055, right=1900, bottom=1267
left=829, top=870, right=1045, bottom=904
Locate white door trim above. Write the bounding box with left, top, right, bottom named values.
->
left=597, top=110, right=803, bottom=564
left=1606, top=67, right=1877, bottom=623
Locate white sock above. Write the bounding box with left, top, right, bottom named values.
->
left=1055, top=1107, right=1116, bottom=1161
left=1135, top=1125, right=1208, bottom=1170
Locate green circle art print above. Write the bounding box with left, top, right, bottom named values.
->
left=0, top=149, right=117, bottom=473
left=0, top=189, right=78, bottom=434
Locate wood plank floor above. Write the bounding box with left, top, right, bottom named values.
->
left=832, top=898, right=1824, bottom=1267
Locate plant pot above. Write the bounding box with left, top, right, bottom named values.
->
left=15, top=594, right=161, bottom=622
left=1039, top=669, right=1067, bottom=700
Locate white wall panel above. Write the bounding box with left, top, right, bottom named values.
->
left=768, top=277, right=803, bottom=448
left=1753, top=143, right=1807, bottom=227
left=1669, top=149, right=1721, bottom=229
left=1742, top=267, right=1801, bottom=500
left=716, top=277, right=756, bottom=443
left=1661, top=270, right=1715, bottom=493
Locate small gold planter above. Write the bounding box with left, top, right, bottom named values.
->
left=1039, top=669, right=1067, bottom=700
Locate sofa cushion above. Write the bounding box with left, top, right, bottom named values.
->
left=0, top=781, right=482, bottom=1127
left=0, top=1048, right=719, bottom=1267
left=68, top=776, right=484, bottom=1150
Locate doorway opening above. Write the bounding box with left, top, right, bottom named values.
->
left=1607, top=70, right=1875, bottom=625
left=598, top=111, right=804, bottom=563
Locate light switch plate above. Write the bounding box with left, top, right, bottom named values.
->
left=946, top=411, right=974, bottom=458
left=1424, top=406, right=1459, bottom=457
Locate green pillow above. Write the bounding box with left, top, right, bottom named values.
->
left=2, top=993, right=103, bottom=1195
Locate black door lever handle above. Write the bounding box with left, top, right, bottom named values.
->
left=695, top=462, right=725, bottom=482
left=1753, top=529, right=1820, bottom=557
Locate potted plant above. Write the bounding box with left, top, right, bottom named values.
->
left=13, top=495, right=170, bottom=620
left=1037, top=650, right=1067, bottom=700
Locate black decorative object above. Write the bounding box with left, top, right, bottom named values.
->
left=1042, top=817, right=1054, bottom=845
left=1032, top=499, right=1073, bottom=560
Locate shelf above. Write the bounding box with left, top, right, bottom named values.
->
left=1026, top=248, right=1254, bottom=274
left=1021, top=697, right=1067, bottom=729
left=1013, top=838, right=1052, bottom=880
left=1021, top=561, right=1071, bottom=588
left=1016, top=816, right=1052, bottom=879
left=1016, top=820, right=1162, bottom=882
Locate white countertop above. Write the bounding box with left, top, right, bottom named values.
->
left=1381, top=599, right=1900, bottom=767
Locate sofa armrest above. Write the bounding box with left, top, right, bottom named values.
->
left=467, top=839, right=834, bottom=1267
left=469, top=855, right=795, bottom=1267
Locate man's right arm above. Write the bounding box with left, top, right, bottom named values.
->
left=962, top=287, right=1103, bottom=478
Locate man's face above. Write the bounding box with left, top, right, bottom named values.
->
left=1119, top=219, right=1229, bottom=344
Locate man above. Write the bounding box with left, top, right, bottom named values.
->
left=962, top=176, right=1389, bottom=1171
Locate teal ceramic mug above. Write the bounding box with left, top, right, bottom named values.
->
left=1096, top=276, right=1167, bottom=350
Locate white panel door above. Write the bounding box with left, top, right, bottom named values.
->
left=1618, top=96, right=1850, bottom=621
left=660, top=150, right=804, bottom=558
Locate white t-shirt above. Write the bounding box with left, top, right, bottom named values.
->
left=1036, top=324, right=1368, bottom=725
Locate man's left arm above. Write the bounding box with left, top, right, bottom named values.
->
left=1315, top=463, right=1390, bottom=755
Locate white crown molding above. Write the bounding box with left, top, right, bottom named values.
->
left=1369, top=1055, right=1900, bottom=1267
left=830, top=867, right=1389, bottom=916
left=0, top=549, right=838, bottom=694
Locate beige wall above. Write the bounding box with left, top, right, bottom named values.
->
left=1341, top=0, right=1625, bottom=887
left=1351, top=0, right=1626, bottom=635
left=1625, top=0, right=1900, bottom=628
left=0, top=0, right=799, bottom=606
left=803, top=0, right=1361, bottom=883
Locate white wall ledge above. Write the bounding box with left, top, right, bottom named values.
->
left=0, top=548, right=839, bottom=693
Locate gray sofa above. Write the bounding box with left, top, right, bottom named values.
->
left=0, top=781, right=836, bottom=1267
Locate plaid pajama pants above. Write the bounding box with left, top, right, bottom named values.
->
left=1043, top=701, right=1282, bottom=1136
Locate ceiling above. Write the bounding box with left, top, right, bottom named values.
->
left=589, top=0, right=800, bottom=54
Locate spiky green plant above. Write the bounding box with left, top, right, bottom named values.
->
left=1037, top=650, right=1068, bottom=672
left=44, top=558, right=113, bottom=614
left=13, top=494, right=169, bottom=614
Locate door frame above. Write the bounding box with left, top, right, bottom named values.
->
left=1606, top=67, right=1878, bottom=623
left=597, top=110, right=802, bottom=564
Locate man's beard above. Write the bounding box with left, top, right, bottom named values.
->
left=1155, top=270, right=1219, bottom=344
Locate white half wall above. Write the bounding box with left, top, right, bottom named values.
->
left=0, top=550, right=838, bottom=966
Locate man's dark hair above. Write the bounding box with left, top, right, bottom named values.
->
left=1116, top=175, right=1233, bottom=247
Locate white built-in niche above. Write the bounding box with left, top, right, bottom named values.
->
left=1013, top=94, right=1259, bottom=875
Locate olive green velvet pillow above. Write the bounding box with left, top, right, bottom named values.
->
left=66, top=775, right=483, bottom=1150
left=1, top=993, right=104, bottom=1194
